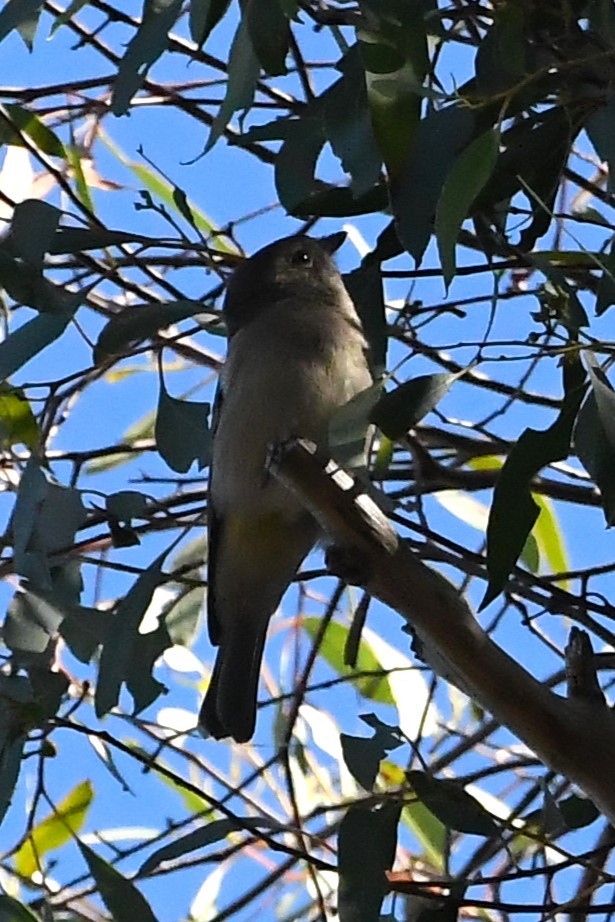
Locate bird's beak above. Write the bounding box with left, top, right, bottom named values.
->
left=318, top=231, right=347, bottom=255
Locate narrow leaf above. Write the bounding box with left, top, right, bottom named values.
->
left=94, top=300, right=202, bottom=363
left=435, top=128, right=500, bottom=288
left=78, top=842, right=159, bottom=922
left=14, top=780, right=93, bottom=878
left=338, top=802, right=400, bottom=922
left=112, top=0, right=183, bottom=116
left=95, top=551, right=168, bottom=717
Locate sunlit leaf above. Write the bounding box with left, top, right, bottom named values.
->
left=15, top=780, right=94, bottom=878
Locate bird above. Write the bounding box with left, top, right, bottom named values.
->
left=199, top=232, right=373, bottom=742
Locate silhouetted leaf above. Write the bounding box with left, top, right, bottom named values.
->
left=140, top=816, right=286, bottom=875
left=596, top=241, right=615, bottom=316
left=0, top=675, right=31, bottom=825
left=559, top=794, right=600, bottom=830
left=474, top=4, right=526, bottom=94
left=112, top=0, right=183, bottom=116
left=0, top=895, right=42, bottom=922
left=371, top=374, right=456, bottom=440
left=324, top=46, right=382, bottom=196
left=48, top=227, right=152, bottom=254
left=206, top=17, right=260, bottom=150
left=435, top=128, right=499, bottom=288
left=189, top=0, right=232, bottom=46
left=358, top=0, right=428, bottom=177
left=407, top=771, right=498, bottom=836
left=341, top=714, right=404, bottom=790
left=344, top=259, right=387, bottom=375
left=586, top=95, right=615, bottom=192
left=0, top=0, right=43, bottom=49
left=156, top=381, right=212, bottom=473
left=245, top=0, right=290, bottom=76
left=94, top=300, right=202, bottom=363
left=106, top=490, right=150, bottom=522
left=338, top=802, right=400, bottom=922
left=575, top=391, right=615, bottom=524
left=78, top=843, right=160, bottom=922
left=392, top=105, right=475, bottom=265
left=483, top=354, right=587, bottom=607
left=95, top=550, right=167, bottom=717
left=8, top=200, right=61, bottom=268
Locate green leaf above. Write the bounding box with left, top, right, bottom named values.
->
left=371, top=374, right=456, bottom=440
left=8, top=200, right=62, bottom=268
left=0, top=104, right=65, bottom=156
left=483, top=353, right=587, bottom=607
left=106, top=490, right=150, bottom=522
left=0, top=676, right=29, bottom=825
left=140, top=816, right=286, bottom=875
left=344, top=260, right=387, bottom=375
left=125, top=619, right=171, bottom=713
left=391, top=105, right=475, bottom=266
left=586, top=95, right=615, bottom=193
left=474, top=4, right=526, bottom=95
left=49, top=0, right=90, bottom=35
left=531, top=254, right=589, bottom=332
left=0, top=895, right=43, bottom=922
left=206, top=16, right=260, bottom=150
left=302, top=617, right=394, bottom=703
left=407, top=771, right=498, bottom=836
left=0, top=284, right=79, bottom=381
left=78, top=842, right=159, bottom=922
left=435, top=128, right=500, bottom=288
left=324, top=46, right=382, bottom=197
left=531, top=494, right=570, bottom=587
left=275, top=115, right=327, bottom=214
left=340, top=714, right=404, bottom=791
left=574, top=359, right=615, bottom=525
left=0, top=385, right=39, bottom=449
left=93, top=300, right=202, bottom=363
left=156, top=380, right=212, bottom=473
left=338, top=802, right=400, bottom=922
left=0, top=0, right=43, bottom=50
left=401, top=793, right=446, bottom=871
left=14, top=780, right=94, bottom=878
left=189, top=0, right=232, bottom=46
left=358, top=0, right=428, bottom=177
left=574, top=391, right=615, bottom=525
left=48, top=226, right=152, bottom=254
left=558, top=794, right=600, bottom=830
left=111, top=0, right=183, bottom=116
left=329, top=382, right=381, bottom=470
left=596, top=238, right=615, bottom=316
left=0, top=247, right=80, bottom=313
left=95, top=550, right=168, bottom=717
left=244, top=0, right=290, bottom=76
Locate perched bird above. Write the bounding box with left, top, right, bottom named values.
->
left=199, top=233, right=373, bottom=742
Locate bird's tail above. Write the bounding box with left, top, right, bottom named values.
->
left=199, top=613, right=268, bottom=743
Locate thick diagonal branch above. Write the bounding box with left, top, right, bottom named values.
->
left=269, top=439, right=615, bottom=823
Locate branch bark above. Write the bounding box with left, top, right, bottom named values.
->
left=270, top=439, right=615, bottom=824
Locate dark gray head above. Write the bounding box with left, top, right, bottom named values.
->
left=223, top=233, right=346, bottom=336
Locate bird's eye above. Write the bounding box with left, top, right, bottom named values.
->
left=290, top=248, right=312, bottom=267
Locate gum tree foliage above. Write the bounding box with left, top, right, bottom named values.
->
left=1, top=1, right=615, bottom=920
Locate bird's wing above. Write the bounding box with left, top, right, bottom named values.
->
left=206, top=379, right=224, bottom=645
